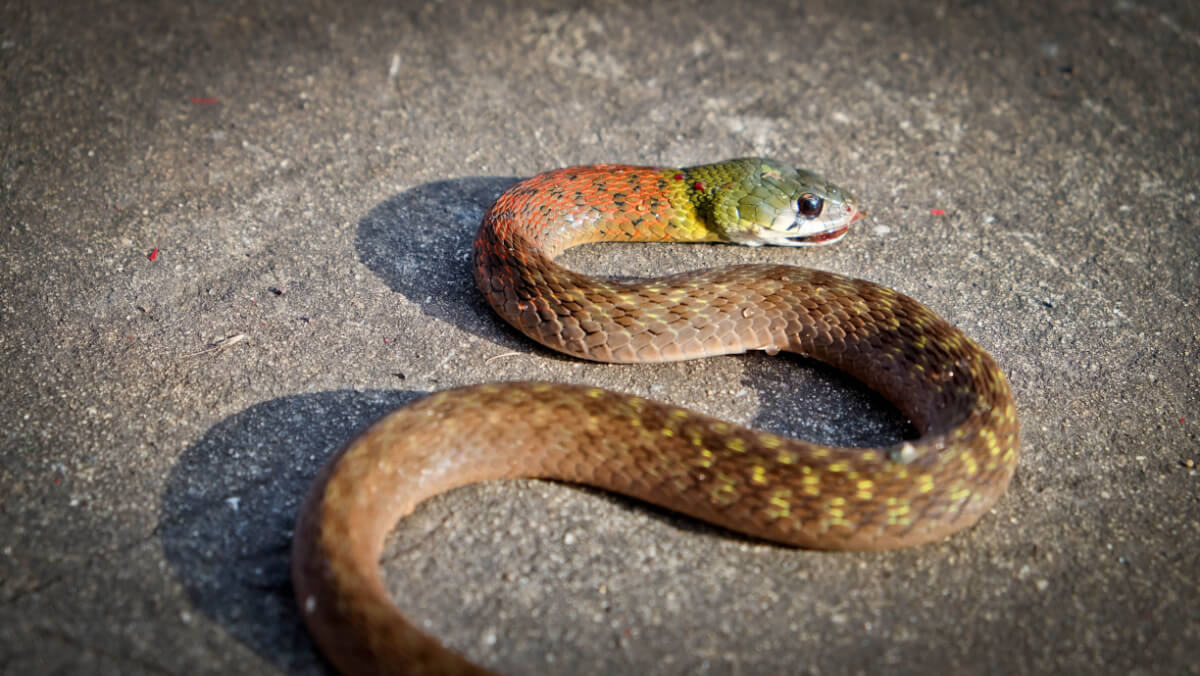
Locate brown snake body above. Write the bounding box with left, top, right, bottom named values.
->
left=292, top=159, right=1020, bottom=674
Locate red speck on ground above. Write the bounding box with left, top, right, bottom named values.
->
left=673, top=173, right=684, bottom=181
left=930, top=209, right=946, bottom=216
left=189, top=97, right=220, bottom=105
left=148, top=247, right=159, bottom=261
left=693, top=181, right=705, bottom=191
left=1182, top=417, right=1188, bottom=424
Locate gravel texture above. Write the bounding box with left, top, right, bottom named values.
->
left=1, top=0, right=1198, bottom=674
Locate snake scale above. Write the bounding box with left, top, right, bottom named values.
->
left=292, top=158, right=1020, bottom=675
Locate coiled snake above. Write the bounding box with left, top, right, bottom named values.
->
left=292, top=158, right=1019, bottom=674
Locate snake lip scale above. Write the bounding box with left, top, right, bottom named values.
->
left=292, top=158, right=1020, bottom=675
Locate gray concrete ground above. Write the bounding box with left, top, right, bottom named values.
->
left=2, top=0, right=1198, bottom=674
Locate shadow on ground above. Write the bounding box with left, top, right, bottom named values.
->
left=355, top=176, right=526, bottom=349
left=159, top=389, right=422, bottom=674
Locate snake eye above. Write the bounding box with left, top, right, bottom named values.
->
left=797, top=194, right=824, bottom=219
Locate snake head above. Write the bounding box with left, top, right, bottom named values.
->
left=705, top=159, right=862, bottom=247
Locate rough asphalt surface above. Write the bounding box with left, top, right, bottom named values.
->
left=2, top=1, right=1198, bottom=674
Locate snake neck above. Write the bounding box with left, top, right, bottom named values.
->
left=479, top=164, right=725, bottom=258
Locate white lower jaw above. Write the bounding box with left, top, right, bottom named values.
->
left=728, top=224, right=849, bottom=247
left=788, top=219, right=840, bottom=238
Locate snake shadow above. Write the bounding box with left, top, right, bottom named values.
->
left=355, top=176, right=534, bottom=351
left=158, top=180, right=514, bottom=673
left=159, top=389, right=423, bottom=674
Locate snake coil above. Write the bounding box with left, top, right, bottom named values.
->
left=293, top=158, right=1019, bottom=675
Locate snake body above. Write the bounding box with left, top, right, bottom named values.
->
left=292, top=158, right=1019, bottom=675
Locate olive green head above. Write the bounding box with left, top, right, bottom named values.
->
left=688, top=158, right=861, bottom=247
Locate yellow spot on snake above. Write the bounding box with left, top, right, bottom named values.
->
left=758, top=433, right=782, bottom=449
left=950, top=486, right=971, bottom=501
left=980, top=427, right=999, bottom=455
left=586, top=388, right=603, bottom=398
left=855, top=479, right=875, bottom=500
left=801, top=474, right=820, bottom=486
left=777, top=451, right=796, bottom=464
left=726, top=437, right=746, bottom=453
left=698, top=449, right=714, bottom=468
left=751, top=466, right=767, bottom=485
left=918, top=474, right=935, bottom=493
left=712, top=483, right=738, bottom=504
left=962, top=455, right=978, bottom=476
left=767, top=495, right=791, bottom=518
left=661, top=428, right=675, bottom=437
left=828, top=461, right=848, bottom=473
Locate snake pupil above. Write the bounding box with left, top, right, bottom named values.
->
left=798, top=194, right=824, bottom=218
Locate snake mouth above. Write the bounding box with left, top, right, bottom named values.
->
left=789, top=223, right=850, bottom=245
left=787, top=210, right=862, bottom=245
left=734, top=208, right=863, bottom=248
left=781, top=208, right=863, bottom=246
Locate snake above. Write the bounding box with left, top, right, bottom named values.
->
left=291, top=158, right=1020, bottom=675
